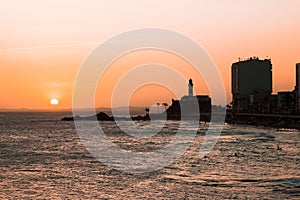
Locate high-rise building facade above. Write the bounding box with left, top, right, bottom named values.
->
left=232, top=57, right=272, bottom=113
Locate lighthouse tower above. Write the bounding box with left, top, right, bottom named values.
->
left=188, top=78, right=193, bottom=96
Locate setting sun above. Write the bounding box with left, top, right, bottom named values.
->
left=50, top=98, right=59, bottom=105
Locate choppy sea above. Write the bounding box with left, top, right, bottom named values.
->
left=0, top=112, right=299, bottom=199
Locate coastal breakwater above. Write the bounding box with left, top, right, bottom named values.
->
left=61, top=111, right=211, bottom=122
left=227, top=113, right=300, bottom=130
left=62, top=111, right=300, bottom=130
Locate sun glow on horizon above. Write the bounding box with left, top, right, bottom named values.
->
left=50, top=98, right=59, bottom=105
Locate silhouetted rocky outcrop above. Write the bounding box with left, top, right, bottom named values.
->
left=96, top=112, right=114, bottom=121
left=61, top=112, right=114, bottom=121
left=61, top=115, right=82, bottom=121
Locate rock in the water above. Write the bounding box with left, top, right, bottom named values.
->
left=96, top=112, right=114, bottom=121
left=61, top=116, right=74, bottom=121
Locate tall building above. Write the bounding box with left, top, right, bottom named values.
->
left=232, top=57, right=272, bottom=113
left=277, top=91, right=296, bottom=113
left=296, top=63, right=300, bottom=112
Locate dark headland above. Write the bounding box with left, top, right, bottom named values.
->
left=61, top=79, right=300, bottom=129
left=62, top=78, right=300, bottom=129
left=61, top=110, right=300, bottom=130
left=62, top=79, right=211, bottom=122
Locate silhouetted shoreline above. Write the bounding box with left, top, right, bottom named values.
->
left=61, top=112, right=210, bottom=122
left=226, top=113, right=300, bottom=130
left=61, top=111, right=300, bottom=130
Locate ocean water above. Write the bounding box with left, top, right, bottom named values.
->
left=0, top=112, right=299, bottom=199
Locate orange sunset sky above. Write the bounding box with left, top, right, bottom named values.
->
left=0, top=0, right=299, bottom=110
